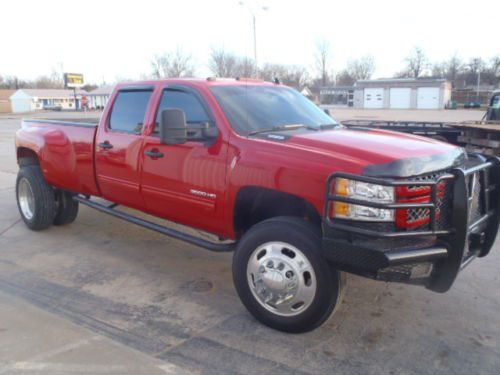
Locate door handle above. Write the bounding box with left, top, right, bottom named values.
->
left=98, top=141, right=113, bottom=150
left=145, top=149, right=164, bottom=158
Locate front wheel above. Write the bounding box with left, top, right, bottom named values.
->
left=233, top=217, right=345, bottom=333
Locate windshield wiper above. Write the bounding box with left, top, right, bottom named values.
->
left=248, top=124, right=307, bottom=136
left=318, top=123, right=341, bottom=130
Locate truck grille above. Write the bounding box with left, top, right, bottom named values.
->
left=398, top=170, right=453, bottom=231
left=402, top=168, right=486, bottom=231
left=467, top=172, right=484, bottom=224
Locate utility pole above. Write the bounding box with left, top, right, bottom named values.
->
left=476, top=69, right=481, bottom=102
left=238, top=1, right=268, bottom=72
left=252, top=13, right=257, bottom=64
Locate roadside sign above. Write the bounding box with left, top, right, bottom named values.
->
left=64, top=73, right=84, bottom=88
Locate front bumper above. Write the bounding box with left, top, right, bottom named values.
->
left=322, top=155, right=500, bottom=292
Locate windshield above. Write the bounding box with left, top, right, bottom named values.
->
left=210, top=85, right=338, bottom=135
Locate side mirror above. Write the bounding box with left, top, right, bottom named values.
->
left=160, top=109, right=187, bottom=145
left=201, top=122, right=219, bottom=140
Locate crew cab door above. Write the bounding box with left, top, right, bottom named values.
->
left=95, top=87, right=153, bottom=209
left=140, top=86, right=227, bottom=234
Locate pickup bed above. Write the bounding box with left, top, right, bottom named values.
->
left=15, top=78, right=500, bottom=333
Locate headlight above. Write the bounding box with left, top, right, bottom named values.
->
left=333, top=178, right=395, bottom=221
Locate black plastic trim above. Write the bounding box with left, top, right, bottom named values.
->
left=74, top=196, right=235, bottom=252
left=323, top=156, right=500, bottom=292
left=364, top=148, right=467, bottom=178
left=324, top=171, right=455, bottom=238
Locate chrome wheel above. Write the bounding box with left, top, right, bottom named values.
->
left=18, top=177, right=35, bottom=220
left=247, top=241, right=317, bottom=317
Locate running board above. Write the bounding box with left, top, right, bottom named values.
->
left=73, top=196, right=235, bottom=252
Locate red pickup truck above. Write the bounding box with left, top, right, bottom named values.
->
left=15, top=78, right=500, bottom=333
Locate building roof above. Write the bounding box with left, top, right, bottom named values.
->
left=320, top=86, right=354, bottom=91
left=11, top=89, right=88, bottom=99
left=89, top=85, right=115, bottom=96
left=354, top=77, right=450, bottom=89
left=0, top=89, right=15, bottom=100
left=356, top=78, right=447, bottom=84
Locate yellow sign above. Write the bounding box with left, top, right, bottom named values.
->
left=64, top=73, right=84, bottom=88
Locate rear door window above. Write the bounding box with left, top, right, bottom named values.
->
left=109, top=90, right=153, bottom=133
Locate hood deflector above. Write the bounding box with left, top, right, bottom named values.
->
left=363, top=148, right=467, bottom=178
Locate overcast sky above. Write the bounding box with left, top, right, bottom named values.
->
left=1, top=0, right=498, bottom=84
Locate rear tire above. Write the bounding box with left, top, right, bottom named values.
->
left=232, top=216, right=345, bottom=333
left=16, top=166, right=56, bottom=230
left=53, top=190, right=79, bottom=225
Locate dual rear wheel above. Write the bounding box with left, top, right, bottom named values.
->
left=16, top=165, right=78, bottom=230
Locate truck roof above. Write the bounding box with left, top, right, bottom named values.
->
left=115, top=77, right=281, bottom=89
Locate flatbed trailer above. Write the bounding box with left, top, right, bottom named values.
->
left=341, top=120, right=500, bottom=156
left=341, top=90, right=500, bottom=156
left=451, top=121, right=500, bottom=156
left=340, top=120, right=462, bottom=143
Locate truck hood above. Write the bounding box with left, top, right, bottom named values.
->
left=282, top=128, right=466, bottom=177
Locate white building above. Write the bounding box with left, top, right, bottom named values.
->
left=353, top=78, right=452, bottom=109
left=9, top=89, right=88, bottom=113
left=88, top=85, right=114, bottom=109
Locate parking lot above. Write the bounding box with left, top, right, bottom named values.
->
left=0, top=110, right=498, bottom=374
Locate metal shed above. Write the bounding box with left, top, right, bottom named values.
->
left=353, top=78, right=452, bottom=109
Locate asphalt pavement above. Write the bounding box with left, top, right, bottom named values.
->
left=0, top=111, right=498, bottom=374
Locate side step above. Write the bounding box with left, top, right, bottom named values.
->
left=74, top=196, right=235, bottom=252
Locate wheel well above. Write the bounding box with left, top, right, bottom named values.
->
left=17, top=147, right=40, bottom=166
left=233, top=187, right=321, bottom=238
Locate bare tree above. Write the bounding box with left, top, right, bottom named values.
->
left=33, top=67, right=65, bottom=89
left=233, top=57, right=258, bottom=78
left=150, top=48, right=195, bottom=78
left=314, top=39, right=332, bottom=86
left=446, top=54, right=462, bottom=84
left=34, top=75, right=64, bottom=89
left=431, top=62, right=446, bottom=78
left=208, top=47, right=239, bottom=77
left=0, top=75, right=25, bottom=89
left=259, top=63, right=310, bottom=88
left=347, top=55, right=375, bottom=81
left=491, top=55, right=500, bottom=77
left=404, top=47, right=428, bottom=78
left=430, top=54, right=463, bottom=86
left=151, top=54, right=167, bottom=79
left=467, top=57, right=484, bottom=75
left=335, top=70, right=355, bottom=86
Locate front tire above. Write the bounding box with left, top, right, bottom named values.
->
left=233, top=216, right=345, bottom=333
left=16, top=166, right=56, bottom=230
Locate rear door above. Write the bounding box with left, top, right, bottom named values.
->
left=140, top=85, right=228, bottom=234
left=95, top=87, right=153, bottom=209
